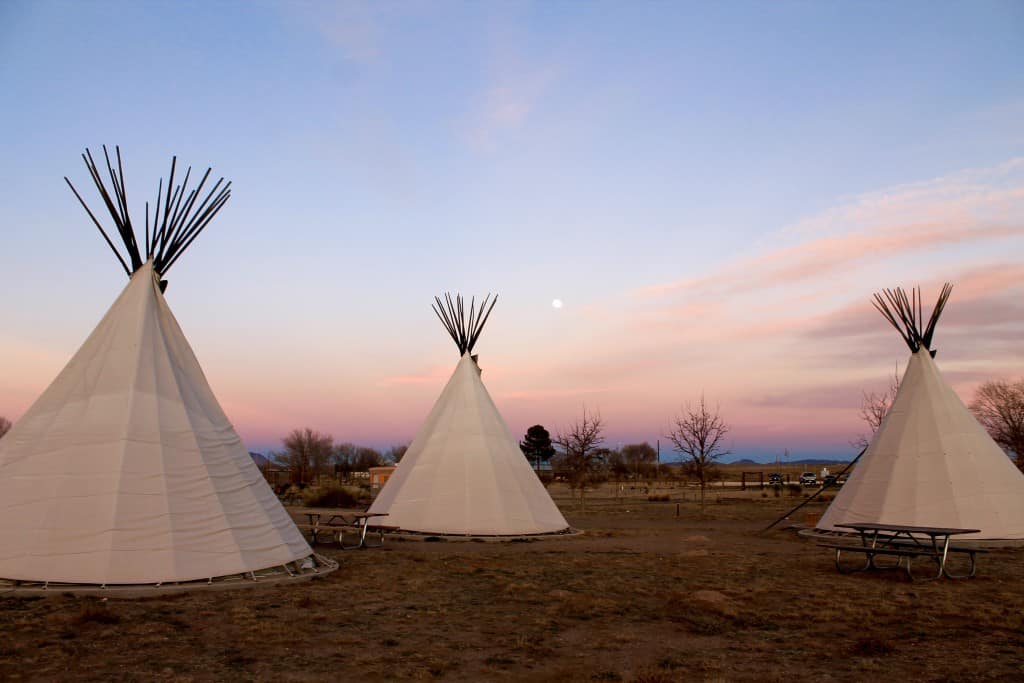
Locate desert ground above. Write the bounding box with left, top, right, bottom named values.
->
left=1, top=479, right=1022, bottom=682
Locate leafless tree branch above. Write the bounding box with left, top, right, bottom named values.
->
left=851, top=368, right=901, bottom=449
left=553, top=408, right=607, bottom=509
left=970, top=378, right=1024, bottom=471
left=277, top=427, right=335, bottom=485
left=666, top=395, right=730, bottom=514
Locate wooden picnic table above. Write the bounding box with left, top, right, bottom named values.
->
left=820, top=522, right=985, bottom=581
left=301, top=512, right=347, bottom=544
left=302, top=511, right=395, bottom=549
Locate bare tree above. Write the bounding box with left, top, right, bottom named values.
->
left=333, top=443, right=388, bottom=477
left=386, top=443, right=409, bottom=464
left=554, top=409, right=607, bottom=510
left=621, top=442, right=658, bottom=480
left=0, top=416, right=11, bottom=440
left=667, top=396, right=730, bottom=514
left=851, top=368, right=901, bottom=449
left=607, top=448, right=628, bottom=483
left=277, top=428, right=334, bottom=485
left=355, top=446, right=387, bottom=470
left=970, top=379, right=1024, bottom=471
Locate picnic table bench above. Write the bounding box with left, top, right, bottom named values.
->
left=819, top=522, right=987, bottom=581
left=298, top=512, right=399, bottom=549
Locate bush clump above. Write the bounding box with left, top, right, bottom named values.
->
left=278, top=484, right=306, bottom=504
left=302, top=483, right=365, bottom=508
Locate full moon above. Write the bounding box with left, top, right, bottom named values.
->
left=552, top=299, right=563, bottom=309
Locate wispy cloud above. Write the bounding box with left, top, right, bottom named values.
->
left=376, top=365, right=451, bottom=388
left=465, top=63, right=562, bottom=151
left=742, top=382, right=874, bottom=411
left=499, top=386, right=611, bottom=402
left=291, top=0, right=394, bottom=65
left=784, top=158, right=1024, bottom=237
left=639, top=159, right=1024, bottom=300
left=802, top=263, right=1024, bottom=343
left=641, top=221, right=1023, bottom=300
left=460, top=9, right=568, bottom=152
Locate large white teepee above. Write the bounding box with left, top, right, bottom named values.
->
left=368, top=295, right=569, bottom=536
left=818, top=285, right=1024, bottom=540
left=0, top=148, right=322, bottom=587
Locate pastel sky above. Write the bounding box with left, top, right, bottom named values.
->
left=1, top=1, right=1022, bottom=461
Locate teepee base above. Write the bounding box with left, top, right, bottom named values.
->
left=0, top=554, right=338, bottom=598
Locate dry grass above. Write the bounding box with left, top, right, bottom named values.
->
left=0, top=483, right=1020, bottom=681
left=74, top=601, right=121, bottom=626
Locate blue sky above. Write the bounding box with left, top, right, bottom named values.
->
left=2, top=1, right=1022, bottom=460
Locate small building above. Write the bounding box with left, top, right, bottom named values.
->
left=369, top=466, right=396, bottom=490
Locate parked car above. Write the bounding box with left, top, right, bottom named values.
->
left=767, top=473, right=783, bottom=486
left=823, top=474, right=838, bottom=487
left=800, top=472, right=818, bottom=487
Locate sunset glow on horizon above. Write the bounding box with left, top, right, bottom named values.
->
left=2, top=2, right=1022, bottom=461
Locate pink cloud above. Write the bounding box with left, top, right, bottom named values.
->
left=640, top=159, right=1024, bottom=302
left=803, top=263, right=1024, bottom=342
left=741, top=382, right=870, bottom=412
left=462, top=32, right=565, bottom=152
left=498, top=386, right=611, bottom=402
left=375, top=365, right=452, bottom=387
left=640, top=221, right=1023, bottom=300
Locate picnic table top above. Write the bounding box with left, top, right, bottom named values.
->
left=303, top=511, right=389, bottom=524
left=835, top=522, right=980, bottom=536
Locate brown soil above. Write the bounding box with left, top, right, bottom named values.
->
left=1, top=484, right=1022, bottom=682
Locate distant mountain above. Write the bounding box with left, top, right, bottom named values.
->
left=671, top=456, right=851, bottom=466
left=721, top=457, right=850, bottom=466
left=792, top=458, right=849, bottom=465
left=249, top=452, right=272, bottom=468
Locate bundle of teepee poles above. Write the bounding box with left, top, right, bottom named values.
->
left=64, top=145, right=230, bottom=279
left=431, top=293, right=498, bottom=356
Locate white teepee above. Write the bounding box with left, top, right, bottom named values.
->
left=0, top=148, right=321, bottom=587
left=818, top=285, right=1024, bottom=540
left=368, top=295, right=568, bottom=536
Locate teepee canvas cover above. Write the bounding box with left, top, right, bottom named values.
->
left=368, top=295, right=568, bottom=535
left=0, top=148, right=314, bottom=585
left=818, top=285, right=1024, bottom=540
